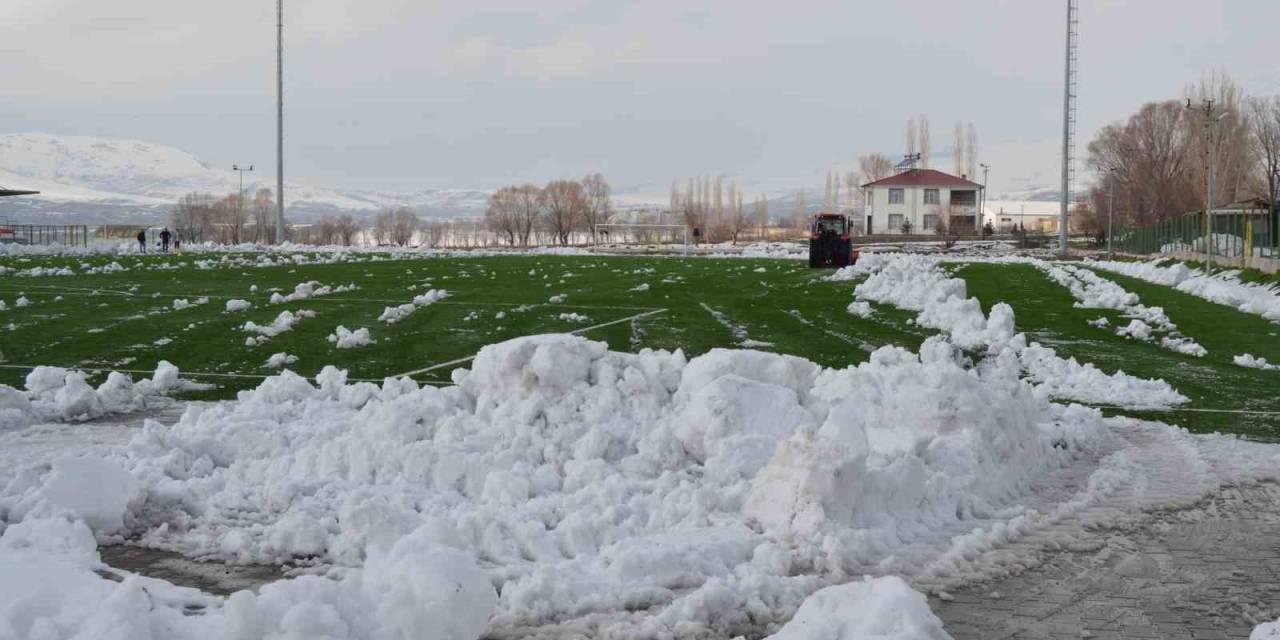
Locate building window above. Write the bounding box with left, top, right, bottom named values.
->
left=923, top=214, right=938, bottom=231
left=923, top=189, right=940, bottom=205
left=888, top=213, right=904, bottom=233
left=888, top=188, right=904, bottom=205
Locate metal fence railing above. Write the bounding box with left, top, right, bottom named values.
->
left=0, top=224, right=91, bottom=246
left=1113, top=211, right=1275, bottom=258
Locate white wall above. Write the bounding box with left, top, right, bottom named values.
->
left=865, top=186, right=981, bottom=234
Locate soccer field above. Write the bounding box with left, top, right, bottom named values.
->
left=2, top=249, right=1279, bottom=437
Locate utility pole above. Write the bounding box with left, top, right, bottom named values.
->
left=980, top=163, right=991, bottom=232
left=1059, top=0, right=1079, bottom=258
left=1187, top=99, right=1226, bottom=275
left=276, top=0, right=285, bottom=245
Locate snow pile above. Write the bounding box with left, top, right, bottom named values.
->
left=852, top=254, right=1187, bottom=409
left=242, top=309, right=316, bottom=345
left=263, top=352, right=299, bottom=369
left=378, top=289, right=448, bottom=324
left=1234, top=354, right=1280, bottom=371
left=764, top=577, right=951, bottom=640
left=0, top=515, right=496, bottom=640
left=87, top=333, right=1131, bottom=636
left=15, top=296, right=30, bottom=308
left=0, top=361, right=182, bottom=430
left=327, top=325, right=374, bottom=348
left=630, top=283, right=650, bottom=292
left=1038, top=263, right=1206, bottom=356
left=1090, top=259, right=1280, bottom=321
left=269, top=281, right=357, bottom=304
left=225, top=298, right=252, bottom=312
left=1255, top=619, right=1280, bottom=639
left=558, top=312, right=590, bottom=323
left=847, top=301, right=873, bottom=318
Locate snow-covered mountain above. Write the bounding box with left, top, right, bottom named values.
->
left=0, top=133, right=490, bottom=223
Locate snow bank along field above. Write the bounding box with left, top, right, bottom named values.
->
left=4, top=245, right=1280, bottom=639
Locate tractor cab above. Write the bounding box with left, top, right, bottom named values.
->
left=808, top=213, right=858, bottom=268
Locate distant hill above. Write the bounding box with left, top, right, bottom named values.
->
left=0, top=133, right=490, bottom=224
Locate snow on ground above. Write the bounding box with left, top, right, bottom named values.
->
left=225, top=299, right=251, bottom=313
left=262, top=352, right=299, bottom=369
left=327, top=325, right=374, bottom=348
left=377, top=288, right=449, bottom=324
left=242, top=309, right=316, bottom=346
left=1090, top=258, right=1280, bottom=321
left=764, top=576, right=952, bottom=640
left=1036, top=262, right=1207, bottom=356
left=849, top=253, right=1186, bottom=410
left=269, top=281, right=358, bottom=304
left=1234, top=353, right=1280, bottom=371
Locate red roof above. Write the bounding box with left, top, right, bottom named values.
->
left=861, top=169, right=983, bottom=189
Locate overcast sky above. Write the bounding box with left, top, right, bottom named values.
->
left=3, top=0, right=1278, bottom=198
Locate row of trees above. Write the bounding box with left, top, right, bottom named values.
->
left=1077, top=70, right=1280, bottom=234
left=483, top=174, right=611, bottom=246
left=172, top=189, right=280, bottom=245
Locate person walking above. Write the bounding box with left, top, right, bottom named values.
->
left=136, top=229, right=147, bottom=253
left=173, top=230, right=181, bottom=252
left=160, top=228, right=172, bottom=253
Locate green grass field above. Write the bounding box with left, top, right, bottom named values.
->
left=2, top=251, right=1278, bottom=438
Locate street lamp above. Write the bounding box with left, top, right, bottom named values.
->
left=1103, top=165, right=1117, bottom=260
left=233, top=164, right=253, bottom=242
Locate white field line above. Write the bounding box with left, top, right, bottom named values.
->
left=388, top=308, right=668, bottom=379
left=0, top=284, right=655, bottom=310
left=0, top=363, right=450, bottom=386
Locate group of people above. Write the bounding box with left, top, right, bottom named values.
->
left=136, top=228, right=180, bottom=253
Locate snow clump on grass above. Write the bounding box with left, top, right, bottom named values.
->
left=263, top=352, right=299, bottom=368
left=327, top=325, right=374, bottom=348
left=14, top=296, right=30, bottom=308
left=847, top=300, right=873, bottom=318
left=1234, top=353, right=1280, bottom=371
left=558, top=312, right=590, bottom=323
left=378, top=289, right=449, bottom=324
left=225, top=298, right=252, bottom=312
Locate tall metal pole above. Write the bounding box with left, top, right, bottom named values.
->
left=1059, top=0, right=1078, bottom=258
left=1207, top=115, right=1218, bottom=275
left=276, top=0, right=285, bottom=245
left=980, top=163, right=990, bottom=232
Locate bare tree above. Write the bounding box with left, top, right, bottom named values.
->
left=172, top=193, right=216, bottom=244
left=753, top=195, right=769, bottom=240
left=540, top=180, right=585, bottom=245
left=1249, top=96, right=1280, bottom=231
left=843, top=172, right=860, bottom=214
left=511, top=184, right=542, bottom=246
left=953, top=122, right=965, bottom=176
left=334, top=214, right=360, bottom=246
left=484, top=187, right=519, bottom=245
left=965, top=122, right=979, bottom=179
left=580, top=173, right=611, bottom=242
left=252, top=189, right=274, bottom=243
left=793, top=190, right=807, bottom=232
left=390, top=208, right=419, bottom=246
left=373, top=210, right=394, bottom=245
left=669, top=180, right=681, bottom=225
left=858, top=154, right=895, bottom=183
left=918, top=116, right=931, bottom=169
left=421, top=220, right=447, bottom=248
left=906, top=116, right=917, bottom=158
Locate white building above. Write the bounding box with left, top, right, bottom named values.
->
left=861, top=169, right=984, bottom=235
left=983, top=201, right=1062, bottom=233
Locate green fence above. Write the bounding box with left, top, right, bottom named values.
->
left=0, top=224, right=91, bottom=246
left=1113, top=210, right=1275, bottom=258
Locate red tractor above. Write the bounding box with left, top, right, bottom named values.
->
left=808, top=213, right=859, bottom=268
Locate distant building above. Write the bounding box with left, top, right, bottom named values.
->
left=861, top=169, right=984, bottom=234
left=983, top=201, right=1062, bottom=234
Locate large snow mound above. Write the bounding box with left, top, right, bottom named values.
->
left=1090, top=258, right=1280, bottom=321
left=26, top=331, right=1129, bottom=637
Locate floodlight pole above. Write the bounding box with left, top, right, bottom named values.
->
left=275, top=0, right=285, bottom=245
left=233, top=164, right=254, bottom=241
